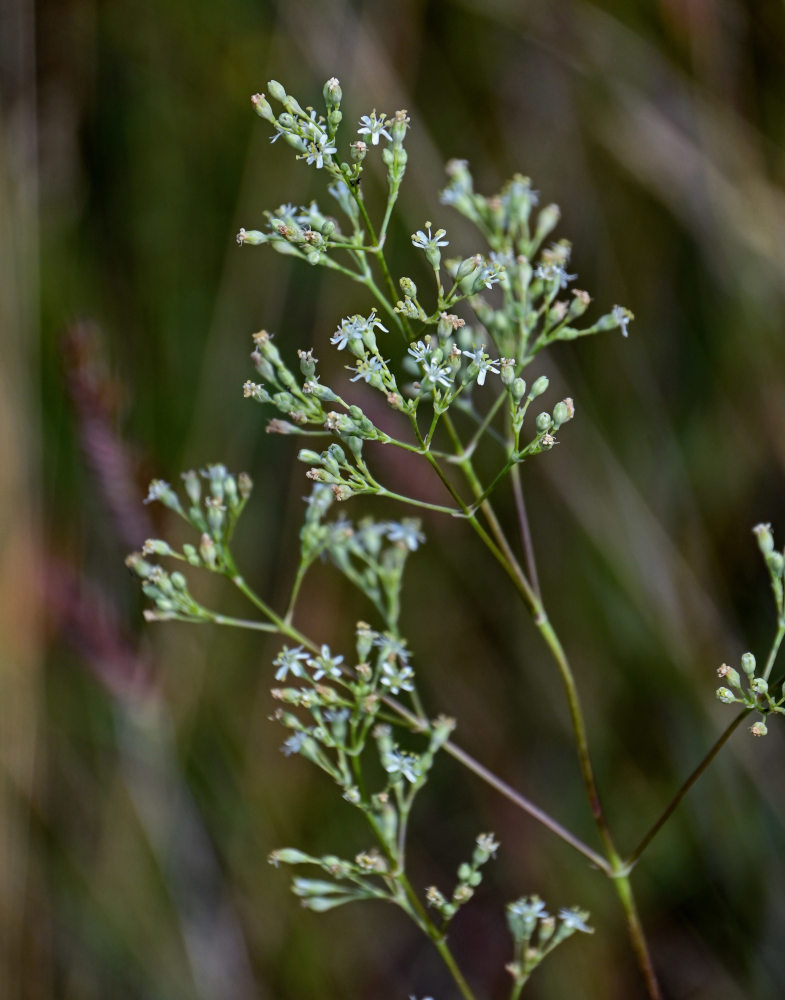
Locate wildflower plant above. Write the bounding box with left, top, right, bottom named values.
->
left=126, top=78, right=785, bottom=999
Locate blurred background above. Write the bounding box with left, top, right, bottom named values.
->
left=3, top=0, right=785, bottom=997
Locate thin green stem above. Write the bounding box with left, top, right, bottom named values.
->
left=510, top=463, right=541, bottom=602
left=211, top=614, right=278, bottom=633
left=762, top=621, right=785, bottom=681
left=625, top=709, right=749, bottom=869
left=437, top=414, right=662, bottom=999
left=376, top=486, right=464, bottom=518
left=445, top=736, right=611, bottom=874
left=612, top=874, right=663, bottom=1000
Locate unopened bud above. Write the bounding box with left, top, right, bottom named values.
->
left=536, top=412, right=553, bottom=432
left=753, top=523, right=774, bottom=555
left=529, top=375, right=549, bottom=399
left=267, top=79, right=287, bottom=104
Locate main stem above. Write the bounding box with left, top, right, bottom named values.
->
left=436, top=414, right=662, bottom=998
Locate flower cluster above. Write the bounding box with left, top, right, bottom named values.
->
left=128, top=78, right=645, bottom=999
left=127, top=466, right=253, bottom=621
left=425, top=832, right=500, bottom=924
left=505, top=895, right=593, bottom=989
left=715, top=651, right=785, bottom=736
left=713, top=523, right=785, bottom=736
left=268, top=620, right=457, bottom=915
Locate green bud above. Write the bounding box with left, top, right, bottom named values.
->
left=297, top=349, right=317, bottom=378
left=741, top=652, right=756, bottom=677
left=753, top=523, right=774, bottom=555
left=717, top=664, right=741, bottom=689
left=529, top=375, right=549, bottom=399
left=268, top=847, right=316, bottom=867
left=266, top=79, right=287, bottom=104
left=323, top=76, right=342, bottom=108
left=170, top=571, right=187, bottom=591
left=141, top=539, right=172, bottom=557
left=298, top=449, right=323, bottom=465
left=250, top=93, right=275, bottom=122
left=125, top=552, right=154, bottom=578
left=327, top=443, right=346, bottom=465
left=183, top=543, right=200, bottom=567
left=552, top=401, right=569, bottom=428
left=238, top=472, right=252, bottom=499
left=499, top=358, right=515, bottom=386
left=568, top=289, right=591, bottom=318
left=455, top=256, right=479, bottom=281
left=536, top=412, right=553, bottom=432
left=716, top=687, right=736, bottom=704
left=236, top=228, right=266, bottom=246
left=534, top=204, right=560, bottom=245
left=511, top=377, right=527, bottom=402
left=399, top=276, right=417, bottom=297
left=751, top=677, right=769, bottom=695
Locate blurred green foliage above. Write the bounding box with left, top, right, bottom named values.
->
left=3, top=0, right=785, bottom=997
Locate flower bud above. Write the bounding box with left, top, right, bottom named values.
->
left=717, top=664, right=741, bottom=689
left=716, top=687, right=736, bottom=704
left=399, top=276, right=417, bottom=297
left=323, top=76, right=342, bottom=108
left=552, top=400, right=572, bottom=429
left=250, top=93, right=275, bottom=122
left=455, top=256, right=479, bottom=281
left=534, top=204, right=560, bottom=245
left=753, top=523, right=774, bottom=555
left=741, top=652, right=756, bottom=677
left=297, top=349, right=317, bottom=378
left=751, top=677, right=769, bottom=695
left=569, top=289, right=591, bottom=318
left=236, top=228, right=266, bottom=246
left=536, top=412, right=553, bottom=432
left=199, top=532, right=217, bottom=569
left=266, top=79, right=287, bottom=104
left=511, top=377, right=527, bottom=402
left=528, top=375, right=549, bottom=399
left=499, top=357, right=515, bottom=386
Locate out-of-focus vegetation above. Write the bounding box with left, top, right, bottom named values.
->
left=3, top=1, right=785, bottom=997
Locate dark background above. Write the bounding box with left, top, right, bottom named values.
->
left=3, top=1, right=785, bottom=997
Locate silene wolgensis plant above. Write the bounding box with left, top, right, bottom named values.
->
left=125, top=77, right=785, bottom=1000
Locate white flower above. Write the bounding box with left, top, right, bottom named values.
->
left=380, top=661, right=415, bottom=695
left=462, top=345, right=500, bottom=386
left=274, top=645, right=310, bottom=681
left=421, top=359, right=453, bottom=389
left=508, top=896, right=549, bottom=921
left=308, top=644, right=344, bottom=680
left=357, top=110, right=392, bottom=145
left=558, top=907, right=593, bottom=933
left=407, top=340, right=430, bottom=363
left=305, top=132, right=337, bottom=169
left=385, top=520, right=425, bottom=551
left=347, top=355, right=386, bottom=384
left=535, top=262, right=576, bottom=289
left=411, top=223, right=449, bottom=251
left=612, top=304, right=634, bottom=337
left=281, top=732, right=306, bottom=756
left=383, top=748, right=420, bottom=783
